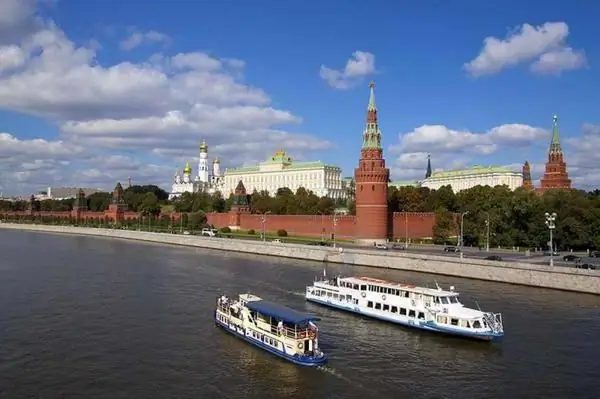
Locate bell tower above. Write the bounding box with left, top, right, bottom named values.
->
left=354, top=81, right=390, bottom=244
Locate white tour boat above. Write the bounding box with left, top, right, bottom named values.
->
left=305, top=275, right=504, bottom=341
left=215, top=293, right=328, bottom=366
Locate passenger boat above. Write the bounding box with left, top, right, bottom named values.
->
left=305, top=275, right=504, bottom=341
left=215, top=293, right=328, bottom=366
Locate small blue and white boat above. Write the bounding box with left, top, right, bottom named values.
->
left=305, top=275, right=504, bottom=341
left=215, top=293, right=328, bottom=366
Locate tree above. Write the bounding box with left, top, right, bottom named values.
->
left=139, top=192, right=161, bottom=216
left=188, top=211, right=207, bottom=230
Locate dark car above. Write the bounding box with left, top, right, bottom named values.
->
left=589, top=251, right=600, bottom=258
left=485, top=255, right=502, bottom=261
left=576, top=263, right=597, bottom=270
left=444, top=246, right=460, bottom=253
left=563, top=254, right=581, bottom=262
left=392, top=243, right=406, bottom=250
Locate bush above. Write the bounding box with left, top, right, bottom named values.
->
left=221, top=226, right=231, bottom=233
left=277, top=229, right=288, bottom=237
left=247, top=229, right=256, bottom=235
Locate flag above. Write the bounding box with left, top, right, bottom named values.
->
left=308, top=320, right=318, bottom=331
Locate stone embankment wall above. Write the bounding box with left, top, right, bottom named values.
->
left=2, top=224, right=599, bottom=295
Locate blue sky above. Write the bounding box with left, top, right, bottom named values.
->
left=1, top=0, right=599, bottom=195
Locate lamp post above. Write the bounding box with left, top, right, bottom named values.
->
left=460, top=211, right=469, bottom=259
left=404, top=210, right=409, bottom=249
left=545, top=212, right=557, bottom=267
left=319, top=212, right=325, bottom=242
left=485, top=212, right=490, bottom=252
left=261, top=211, right=271, bottom=241
left=333, top=213, right=339, bottom=248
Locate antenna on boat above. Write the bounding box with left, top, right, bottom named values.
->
left=475, top=300, right=482, bottom=311
left=434, top=280, right=441, bottom=291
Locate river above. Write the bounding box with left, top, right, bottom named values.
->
left=1, top=230, right=599, bottom=399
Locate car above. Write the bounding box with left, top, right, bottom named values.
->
left=375, top=243, right=388, bottom=250
left=392, top=243, right=406, bottom=250
left=201, top=228, right=218, bottom=237
left=589, top=251, right=600, bottom=258
left=563, top=254, right=581, bottom=262
left=444, top=246, right=460, bottom=253
left=576, top=263, right=597, bottom=270
left=485, top=255, right=502, bottom=261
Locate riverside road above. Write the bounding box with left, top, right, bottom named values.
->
left=1, top=230, right=599, bottom=399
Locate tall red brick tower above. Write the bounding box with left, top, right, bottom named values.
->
left=354, top=81, right=390, bottom=245
left=540, top=114, right=571, bottom=191
left=522, top=161, right=534, bottom=190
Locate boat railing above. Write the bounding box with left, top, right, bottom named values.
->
left=484, top=312, right=503, bottom=333
left=269, top=325, right=317, bottom=340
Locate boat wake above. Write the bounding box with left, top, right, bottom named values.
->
left=317, top=365, right=364, bottom=388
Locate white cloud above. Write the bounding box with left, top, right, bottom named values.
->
left=0, top=1, right=333, bottom=195
left=464, top=22, right=587, bottom=77
left=320, top=51, right=376, bottom=89
left=530, top=47, right=587, bottom=75
left=565, top=124, right=600, bottom=189
left=388, top=123, right=549, bottom=182
left=120, top=29, right=171, bottom=51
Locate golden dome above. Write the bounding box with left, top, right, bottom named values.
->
left=199, top=140, right=208, bottom=152
left=183, top=162, right=192, bottom=174
left=213, top=157, right=220, bottom=164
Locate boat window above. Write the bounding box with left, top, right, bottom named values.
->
left=404, top=291, right=409, bottom=298
left=360, top=285, right=367, bottom=290
left=418, top=312, right=425, bottom=320
left=327, top=292, right=332, bottom=297
left=450, top=318, right=459, bottom=326
left=367, top=301, right=373, bottom=308
left=408, top=310, right=415, bottom=318
left=340, top=282, right=346, bottom=287
left=383, top=304, right=390, bottom=311
left=353, top=299, right=359, bottom=305
left=400, top=308, right=407, bottom=315
left=353, top=284, right=359, bottom=289
left=434, top=297, right=440, bottom=304
left=394, top=289, right=400, bottom=296
left=369, top=285, right=373, bottom=291
left=346, top=294, right=352, bottom=301
left=437, top=316, right=447, bottom=324
left=473, top=320, right=481, bottom=328
left=466, top=321, right=472, bottom=328
left=441, top=297, right=450, bottom=305
left=391, top=306, right=398, bottom=313
left=375, top=303, right=382, bottom=310
left=333, top=294, right=339, bottom=299
left=449, top=296, right=459, bottom=304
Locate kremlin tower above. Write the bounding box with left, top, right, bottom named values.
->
left=539, top=114, right=571, bottom=191
left=354, top=81, right=390, bottom=244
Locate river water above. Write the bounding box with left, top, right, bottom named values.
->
left=1, top=230, right=599, bottom=399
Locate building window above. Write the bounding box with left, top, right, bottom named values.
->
left=372, top=185, right=375, bottom=191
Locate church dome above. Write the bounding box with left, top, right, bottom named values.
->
left=199, top=140, right=208, bottom=152
left=213, top=157, right=220, bottom=164
left=183, top=162, right=192, bottom=174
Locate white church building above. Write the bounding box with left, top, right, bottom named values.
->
left=168, top=140, right=225, bottom=199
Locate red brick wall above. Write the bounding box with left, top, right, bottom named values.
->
left=391, top=212, right=436, bottom=239
left=206, top=212, right=436, bottom=239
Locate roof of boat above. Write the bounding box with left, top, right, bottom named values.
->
left=245, top=300, right=320, bottom=325
left=342, top=276, right=459, bottom=296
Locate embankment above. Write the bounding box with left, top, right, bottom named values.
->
left=2, top=223, right=599, bottom=295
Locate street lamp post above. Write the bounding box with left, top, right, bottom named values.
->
left=261, top=211, right=271, bottom=242
left=485, top=213, right=490, bottom=252
left=404, top=210, right=409, bottom=248
left=545, top=212, right=557, bottom=267
left=333, top=214, right=339, bottom=248
left=460, top=211, right=469, bottom=259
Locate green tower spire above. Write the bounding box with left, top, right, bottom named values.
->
left=550, top=114, right=562, bottom=154
left=362, top=81, right=382, bottom=150
left=425, top=154, right=432, bottom=178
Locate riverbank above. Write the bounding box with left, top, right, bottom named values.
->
left=2, top=223, right=599, bottom=295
